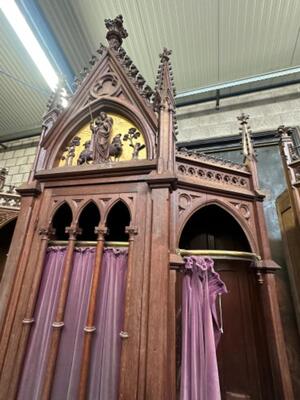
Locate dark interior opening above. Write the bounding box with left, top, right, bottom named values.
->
left=177, top=205, right=255, bottom=398
left=106, top=201, right=130, bottom=242
left=78, top=202, right=101, bottom=241
left=0, top=218, right=17, bottom=282
left=179, top=204, right=250, bottom=251
left=52, top=203, right=73, bottom=241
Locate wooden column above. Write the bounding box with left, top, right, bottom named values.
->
left=42, top=224, right=81, bottom=400
left=119, top=225, right=138, bottom=399
left=145, top=186, right=170, bottom=400
left=261, top=269, right=294, bottom=399
left=6, top=226, right=55, bottom=399
left=78, top=224, right=107, bottom=400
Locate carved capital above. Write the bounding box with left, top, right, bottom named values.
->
left=95, top=224, right=108, bottom=241
left=65, top=225, right=82, bottom=240
left=39, top=226, right=56, bottom=240
left=125, top=225, right=138, bottom=240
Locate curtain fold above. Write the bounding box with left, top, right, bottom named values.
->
left=180, top=256, right=227, bottom=400
left=88, top=248, right=128, bottom=400
left=18, top=246, right=67, bottom=399
left=51, top=247, right=95, bottom=399
left=18, top=246, right=128, bottom=400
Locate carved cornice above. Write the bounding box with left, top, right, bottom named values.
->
left=16, top=181, right=41, bottom=197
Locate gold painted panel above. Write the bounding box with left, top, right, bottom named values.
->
left=58, top=113, right=147, bottom=167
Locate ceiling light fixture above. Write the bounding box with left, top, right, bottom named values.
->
left=0, top=0, right=59, bottom=91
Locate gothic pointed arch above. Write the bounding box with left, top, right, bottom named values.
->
left=105, top=200, right=131, bottom=242
left=77, top=201, right=101, bottom=241
left=51, top=202, right=73, bottom=240
left=179, top=203, right=251, bottom=252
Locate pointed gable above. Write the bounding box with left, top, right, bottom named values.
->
left=39, top=15, right=158, bottom=170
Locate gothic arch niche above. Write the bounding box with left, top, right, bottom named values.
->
left=0, top=218, right=17, bottom=282
left=51, top=202, right=73, bottom=240
left=177, top=204, right=273, bottom=400
left=179, top=204, right=251, bottom=251
left=78, top=202, right=101, bottom=241
left=105, top=200, right=131, bottom=242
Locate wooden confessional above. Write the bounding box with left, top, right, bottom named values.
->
left=0, top=15, right=294, bottom=400
left=276, top=126, right=300, bottom=335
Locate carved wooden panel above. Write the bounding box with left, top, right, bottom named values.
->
left=176, top=161, right=250, bottom=189
left=58, top=113, right=147, bottom=167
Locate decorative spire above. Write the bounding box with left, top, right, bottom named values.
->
left=46, top=78, right=65, bottom=113
left=155, top=48, right=176, bottom=101
left=237, top=113, right=255, bottom=161
left=105, top=15, right=128, bottom=50
left=155, top=48, right=178, bottom=136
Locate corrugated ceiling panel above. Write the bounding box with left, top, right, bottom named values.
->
left=0, top=12, right=49, bottom=136
left=219, top=0, right=300, bottom=81
left=39, top=0, right=300, bottom=94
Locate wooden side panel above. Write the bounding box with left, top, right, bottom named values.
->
left=277, top=192, right=300, bottom=333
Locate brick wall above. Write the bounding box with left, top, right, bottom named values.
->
left=0, top=137, right=39, bottom=188
left=177, top=83, right=300, bottom=142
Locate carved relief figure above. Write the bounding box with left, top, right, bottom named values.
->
left=109, top=134, right=123, bottom=161
left=90, top=112, right=113, bottom=162
left=77, top=141, right=93, bottom=165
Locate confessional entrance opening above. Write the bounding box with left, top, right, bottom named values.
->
left=0, top=218, right=16, bottom=282
left=178, top=205, right=273, bottom=400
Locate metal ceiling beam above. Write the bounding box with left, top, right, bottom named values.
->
left=0, top=127, right=41, bottom=144
left=176, top=65, right=300, bottom=99
left=16, top=0, right=75, bottom=92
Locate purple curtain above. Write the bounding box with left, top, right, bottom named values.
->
left=18, top=247, right=67, bottom=399
left=180, top=256, right=227, bottom=400
left=88, top=248, right=128, bottom=399
left=18, top=247, right=128, bottom=400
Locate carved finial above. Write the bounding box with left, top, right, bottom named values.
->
left=237, top=112, right=249, bottom=125
left=155, top=47, right=177, bottom=136
left=277, top=125, right=293, bottom=138
left=159, top=48, right=172, bottom=62
left=237, top=113, right=255, bottom=161
left=105, top=15, right=128, bottom=50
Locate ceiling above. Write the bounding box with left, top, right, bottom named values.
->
left=2, top=0, right=300, bottom=138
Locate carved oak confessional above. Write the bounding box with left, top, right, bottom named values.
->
left=276, top=126, right=300, bottom=336
left=0, top=15, right=294, bottom=400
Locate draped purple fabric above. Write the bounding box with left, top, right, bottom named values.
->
left=51, top=247, right=95, bottom=399
left=18, top=247, right=128, bottom=400
left=88, top=248, right=128, bottom=399
left=180, top=256, right=227, bottom=400
left=18, top=247, right=67, bottom=399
